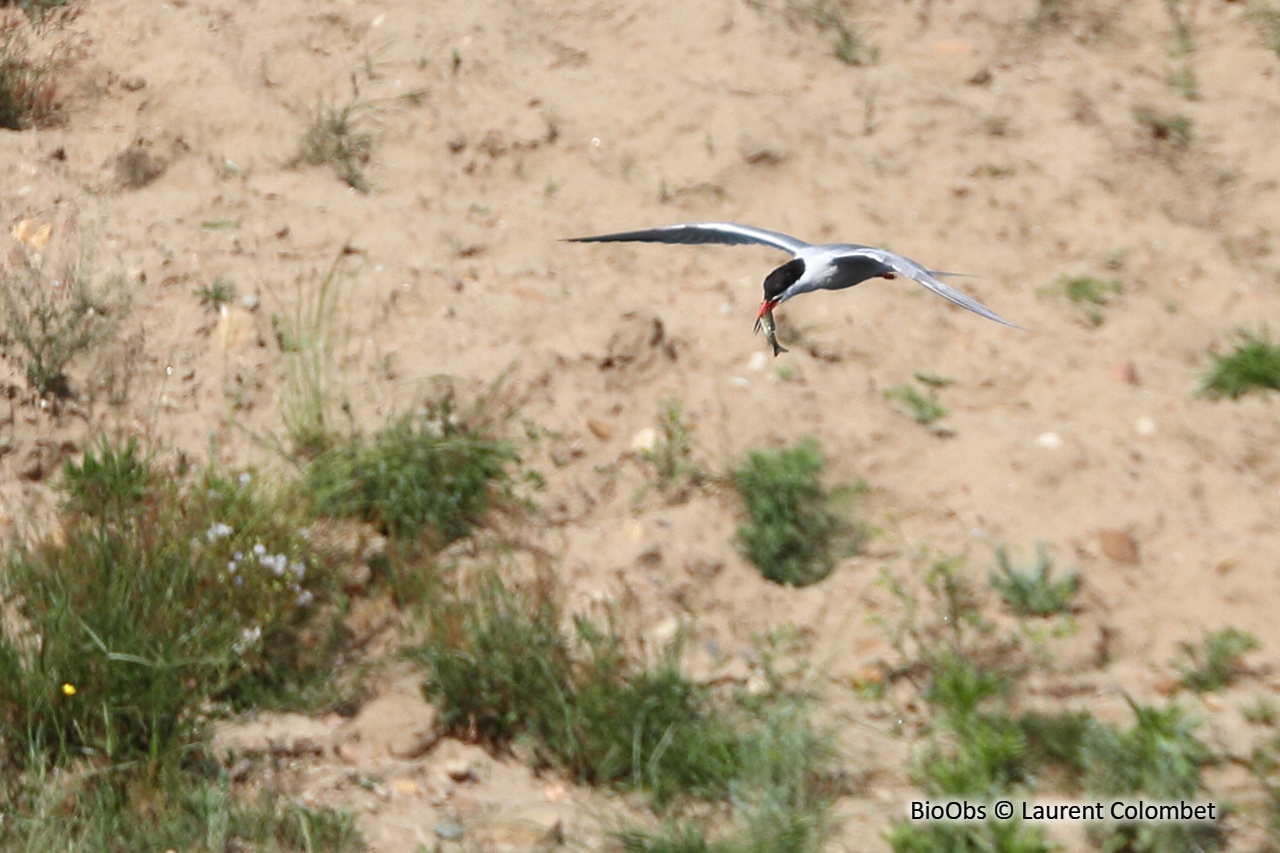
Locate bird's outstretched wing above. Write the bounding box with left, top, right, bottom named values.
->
left=566, top=222, right=810, bottom=255
left=864, top=247, right=1023, bottom=329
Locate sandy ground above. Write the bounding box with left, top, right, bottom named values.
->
left=4, top=0, right=1280, bottom=849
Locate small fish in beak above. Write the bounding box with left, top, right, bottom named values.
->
left=754, top=300, right=788, bottom=357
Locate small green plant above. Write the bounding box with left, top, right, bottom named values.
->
left=989, top=543, right=1080, bottom=617
left=194, top=277, right=237, bottom=312
left=1134, top=105, right=1193, bottom=147
left=1173, top=627, right=1259, bottom=692
left=296, top=87, right=374, bottom=192
left=1059, top=275, right=1121, bottom=326
left=60, top=435, right=151, bottom=521
left=1200, top=330, right=1280, bottom=399
left=0, top=232, right=129, bottom=397
left=304, top=395, right=520, bottom=546
left=733, top=438, right=862, bottom=587
left=638, top=399, right=707, bottom=502
left=293, top=68, right=425, bottom=192
left=886, top=373, right=951, bottom=426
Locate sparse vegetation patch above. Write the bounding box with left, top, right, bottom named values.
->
left=0, top=224, right=129, bottom=397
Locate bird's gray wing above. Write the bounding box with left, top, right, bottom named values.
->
left=565, top=222, right=809, bottom=255
left=867, top=248, right=1023, bottom=329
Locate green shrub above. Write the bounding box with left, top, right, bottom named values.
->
left=304, top=399, right=519, bottom=545
left=733, top=439, right=862, bottom=586
left=413, top=568, right=742, bottom=803
left=0, top=442, right=345, bottom=768
left=1200, top=331, right=1280, bottom=399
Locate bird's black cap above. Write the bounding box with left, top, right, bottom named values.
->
left=762, top=258, right=805, bottom=303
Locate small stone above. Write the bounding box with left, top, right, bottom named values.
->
left=240, top=293, right=261, bottom=311
left=630, top=427, right=658, bottom=453
left=10, top=218, right=51, bottom=248
left=391, top=777, right=421, bottom=796
left=430, top=740, right=489, bottom=786
left=586, top=418, right=614, bottom=441
left=434, top=820, right=465, bottom=841
left=1134, top=416, right=1156, bottom=436
left=1098, top=529, right=1139, bottom=564
left=1035, top=432, right=1063, bottom=449
left=738, top=135, right=787, bottom=166
left=748, top=351, right=768, bottom=372
left=349, top=689, right=441, bottom=760
left=1111, top=360, right=1139, bottom=385
left=443, top=757, right=477, bottom=783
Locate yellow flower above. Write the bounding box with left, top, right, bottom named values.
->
left=61, top=683, right=76, bottom=697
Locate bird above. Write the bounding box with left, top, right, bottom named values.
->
left=566, top=222, right=1020, bottom=352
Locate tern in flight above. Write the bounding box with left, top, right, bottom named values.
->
left=567, top=221, right=1020, bottom=354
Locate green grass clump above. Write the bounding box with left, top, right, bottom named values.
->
left=988, top=543, right=1079, bottom=617
left=195, top=277, right=237, bottom=312
left=1173, top=627, right=1259, bottom=692
left=0, top=438, right=346, bottom=769
left=1200, top=331, right=1280, bottom=399
left=413, top=568, right=743, bottom=804
left=733, top=438, right=862, bottom=587
left=296, top=95, right=374, bottom=192
left=304, top=398, right=520, bottom=546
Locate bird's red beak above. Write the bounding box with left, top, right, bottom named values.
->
left=753, top=299, right=779, bottom=334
